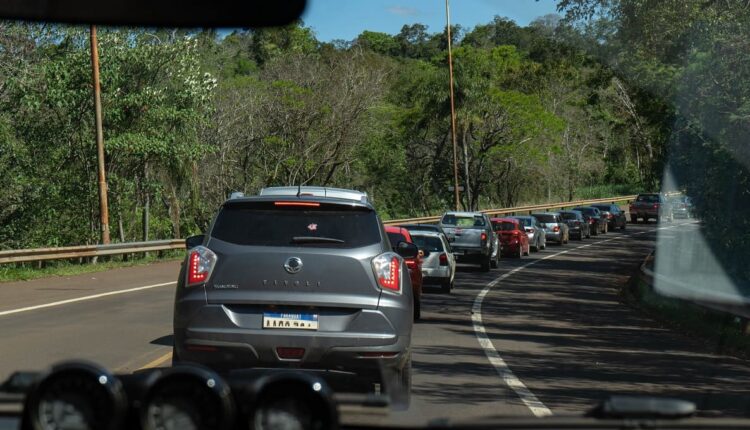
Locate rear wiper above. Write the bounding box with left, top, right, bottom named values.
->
left=291, top=236, right=345, bottom=244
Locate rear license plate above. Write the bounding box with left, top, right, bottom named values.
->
left=263, top=312, right=318, bottom=330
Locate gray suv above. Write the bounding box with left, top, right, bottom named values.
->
left=173, top=187, right=415, bottom=397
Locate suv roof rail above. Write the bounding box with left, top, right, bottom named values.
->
left=228, top=191, right=245, bottom=199
left=259, top=186, right=369, bottom=204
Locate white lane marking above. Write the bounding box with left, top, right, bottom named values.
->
left=0, top=281, right=177, bottom=317
left=470, top=222, right=684, bottom=417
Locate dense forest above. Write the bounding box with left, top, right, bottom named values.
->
left=0, top=0, right=748, bottom=274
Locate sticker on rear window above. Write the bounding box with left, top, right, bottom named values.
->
left=307, top=223, right=318, bottom=231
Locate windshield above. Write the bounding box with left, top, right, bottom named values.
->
left=211, top=205, right=381, bottom=248
left=533, top=214, right=556, bottom=223
left=411, top=235, right=443, bottom=252
left=2, top=0, right=749, bottom=425
left=493, top=221, right=516, bottom=231
left=441, top=214, right=485, bottom=227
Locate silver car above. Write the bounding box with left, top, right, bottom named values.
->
left=173, top=186, right=415, bottom=396
left=531, top=212, right=569, bottom=245
left=512, top=216, right=547, bottom=252
left=410, top=231, right=457, bottom=293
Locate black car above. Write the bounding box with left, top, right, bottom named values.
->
left=591, top=204, right=627, bottom=230
left=572, top=206, right=607, bottom=235
left=559, top=210, right=591, bottom=240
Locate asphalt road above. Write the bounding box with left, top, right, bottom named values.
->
left=1, top=219, right=749, bottom=424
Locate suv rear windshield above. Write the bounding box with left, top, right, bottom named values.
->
left=493, top=221, right=516, bottom=231
left=387, top=232, right=408, bottom=247
left=442, top=214, right=485, bottom=227
left=533, top=214, right=557, bottom=223
left=211, top=202, right=381, bottom=248
left=412, top=235, right=444, bottom=252
left=575, top=208, right=597, bottom=216
left=636, top=194, right=660, bottom=203
left=560, top=212, right=578, bottom=220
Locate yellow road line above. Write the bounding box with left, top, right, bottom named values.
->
left=139, top=351, right=172, bottom=370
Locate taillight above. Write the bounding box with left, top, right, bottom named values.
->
left=372, top=253, right=401, bottom=293
left=589, top=219, right=594, bottom=224
left=552, top=226, right=560, bottom=232
left=653, top=203, right=659, bottom=209
left=607, top=214, right=614, bottom=219
left=405, top=258, right=417, bottom=269
left=439, top=253, right=448, bottom=266
left=186, top=246, right=217, bottom=287
left=481, top=232, right=487, bottom=242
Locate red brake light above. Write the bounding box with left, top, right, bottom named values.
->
left=187, top=246, right=217, bottom=286
left=372, top=253, right=401, bottom=292
left=553, top=226, right=560, bottom=232
left=439, top=253, right=448, bottom=266
left=653, top=203, right=659, bottom=209
left=481, top=232, right=487, bottom=242
left=274, top=201, right=321, bottom=207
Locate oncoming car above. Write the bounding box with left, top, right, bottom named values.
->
left=173, top=186, right=416, bottom=396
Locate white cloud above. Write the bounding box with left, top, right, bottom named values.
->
left=386, top=5, right=419, bottom=16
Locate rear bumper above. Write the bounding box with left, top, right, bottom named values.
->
left=500, top=241, right=521, bottom=254
left=422, top=266, right=451, bottom=281
left=451, top=247, right=488, bottom=262
left=174, top=300, right=411, bottom=377
left=545, top=231, right=563, bottom=242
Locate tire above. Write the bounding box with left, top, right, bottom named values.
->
left=480, top=256, right=491, bottom=272
left=490, top=254, right=498, bottom=269
left=621, top=222, right=626, bottom=230
left=540, top=237, right=546, bottom=250
left=413, top=298, right=421, bottom=321
left=630, top=217, right=637, bottom=224
left=398, top=355, right=412, bottom=409
left=524, top=245, right=530, bottom=256
left=517, top=245, right=523, bottom=258
left=440, top=279, right=451, bottom=294
left=531, top=244, right=538, bottom=252
left=603, top=223, right=608, bottom=234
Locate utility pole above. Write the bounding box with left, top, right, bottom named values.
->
left=90, top=25, right=110, bottom=244
left=446, top=0, right=461, bottom=211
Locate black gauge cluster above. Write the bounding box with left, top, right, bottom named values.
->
left=16, top=361, right=338, bottom=430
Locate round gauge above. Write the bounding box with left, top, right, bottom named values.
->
left=246, top=375, right=338, bottom=430
left=25, top=362, right=126, bottom=430
left=142, top=366, right=234, bottom=430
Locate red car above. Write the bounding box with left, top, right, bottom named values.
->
left=385, top=226, right=424, bottom=321
left=491, top=217, right=530, bottom=258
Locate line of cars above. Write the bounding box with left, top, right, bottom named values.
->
left=173, top=186, right=680, bottom=403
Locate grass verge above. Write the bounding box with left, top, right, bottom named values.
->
left=622, top=275, right=750, bottom=359
left=0, top=251, right=184, bottom=283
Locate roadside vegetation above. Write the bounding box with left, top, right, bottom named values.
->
left=0, top=1, right=748, bottom=286
left=0, top=251, right=184, bottom=283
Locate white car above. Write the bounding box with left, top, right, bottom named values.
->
left=410, top=231, right=457, bottom=293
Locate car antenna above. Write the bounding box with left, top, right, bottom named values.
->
left=296, top=182, right=302, bottom=198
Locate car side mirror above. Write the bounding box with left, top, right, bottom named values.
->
left=186, top=234, right=205, bottom=249
left=396, top=241, right=419, bottom=259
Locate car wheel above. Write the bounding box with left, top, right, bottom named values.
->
left=440, top=279, right=451, bottom=294
left=541, top=238, right=546, bottom=250
left=621, top=222, right=626, bottom=230
left=398, top=355, right=412, bottom=408
left=490, top=255, right=498, bottom=268
left=531, top=244, right=538, bottom=252
left=480, top=256, right=491, bottom=272
left=171, top=346, right=179, bottom=366
left=517, top=246, right=523, bottom=258
left=413, top=298, right=421, bottom=321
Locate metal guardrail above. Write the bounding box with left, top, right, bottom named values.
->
left=383, top=195, right=637, bottom=226
left=0, top=194, right=640, bottom=265
left=0, top=240, right=185, bottom=265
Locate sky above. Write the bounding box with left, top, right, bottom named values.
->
left=301, top=0, right=561, bottom=42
